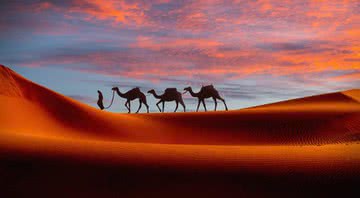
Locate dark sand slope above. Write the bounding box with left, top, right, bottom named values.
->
left=0, top=64, right=359, bottom=197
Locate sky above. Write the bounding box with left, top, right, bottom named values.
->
left=1, top=0, right=359, bottom=112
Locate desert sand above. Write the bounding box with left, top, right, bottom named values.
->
left=0, top=64, right=359, bottom=197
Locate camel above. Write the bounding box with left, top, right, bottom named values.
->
left=147, top=88, right=186, bottom=112
left=183, top=85, right=228, bottom=112
left=112, top=87, right=149, bottom=113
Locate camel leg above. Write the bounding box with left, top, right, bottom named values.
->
left=196, top=100, right=201, bottom=112
left=213, top=97, right=218, bottom=111
left=136, top=100, right=142, bottom=113
left=156, top=101, right=162, bottom=112
left=144, top=102, right=149, bottom=113
left=180, top=99, right=186, bottom=112
left=162, top=101, right=165, bottom=113
left=219, top=97, right=228, bottom=111
left=128, top=100, right=131, bottom=113
left=174, top=101, right=179, bottom=112
left=125, top=101, right=130, bottom=112
left=202, top=99, right=207, bottom=112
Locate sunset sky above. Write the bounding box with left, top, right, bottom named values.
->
left=1, top=0, right=359, bottom=112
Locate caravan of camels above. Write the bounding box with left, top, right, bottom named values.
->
left=97, top=85, right=228, bottom=113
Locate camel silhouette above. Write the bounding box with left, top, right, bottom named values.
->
left=112, top=87, right=149, bottom=113
left=147, top=88, right=186, bottom=112
left=183, top=85, right=228, bottom=112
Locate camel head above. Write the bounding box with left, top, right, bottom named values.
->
left=147, top=89, right=155, bottom=94
left=183, top=86, right=191, bottom=94
left=112, top=87, right=119, bottom=91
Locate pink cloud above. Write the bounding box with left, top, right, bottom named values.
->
left=331, top=72, right=360, bottom=82
left=3, top=0, right=359, bottom=87
left=68, top=0, right=146, bottom=25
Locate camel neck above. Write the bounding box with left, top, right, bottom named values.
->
left=115, top=89, right=126, bottom=98
left=151, top=91, right=162, bottom=99
left=189, top=88, right=200, bottom=97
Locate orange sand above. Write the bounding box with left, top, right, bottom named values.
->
left=0, top=64, right=359, bottom=197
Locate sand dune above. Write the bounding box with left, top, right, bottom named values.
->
left=0, top=64, right=359, bottom=197
left=1, top=64, right=359, bottom=145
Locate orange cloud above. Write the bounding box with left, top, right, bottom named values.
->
left=133, top=36, right=222, bottom=51
left=2, top=0, right=359, bottom=87
left=65, top=0, right=148, bottom=25
left=331, top=72, right=360, bottom=82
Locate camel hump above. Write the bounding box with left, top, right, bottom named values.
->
left=201, top=84, right=215, bottom=91
left=165, top=88, right=177, bottom=93
left=130, top=87, right=140, bottom=92
left=126, top=87, right=141, bottom=95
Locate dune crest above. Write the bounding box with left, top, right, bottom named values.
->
left=248, top=89, right=360, bottom=111
left=0, top=65, right=24, bottom=97
left=343, top=89, right=360, bottom=102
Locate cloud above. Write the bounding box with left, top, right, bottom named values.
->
left=331, top=71, right=360, bottom=82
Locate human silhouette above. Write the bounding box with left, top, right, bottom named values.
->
left=97, top=90, right=105, bottom=110
left=147, top=88, right=186, bottom=112
left=97, top=89, right=117, bottom=110
left=183, top=85, right=228, bottom=111
left=112, top=87, right=149, bottom=113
